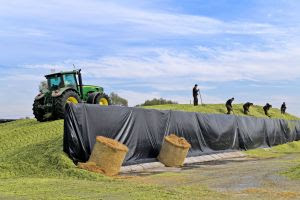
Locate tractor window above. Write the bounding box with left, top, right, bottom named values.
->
left=63, top=74, right=76, bottom=86
left=48, top=76, right=62, bottom=90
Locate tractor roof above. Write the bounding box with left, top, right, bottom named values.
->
left=45, top=70, right=80, bottom=78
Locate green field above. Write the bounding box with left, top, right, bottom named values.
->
left=143, top=104, right=300, bottom=120
left=0, top=104, right=300, bottom=199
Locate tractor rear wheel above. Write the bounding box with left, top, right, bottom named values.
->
left=87, top=92, right=98, bottom=104
left=33, top=98, right=45, bottom=122
left=94, top=93, right=111, bottom=106
left=54, top=90, right=81, bottom=119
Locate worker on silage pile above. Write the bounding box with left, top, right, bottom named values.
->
left=193, top=84, right=199, bottom=106
left=225, top=97, right=235, bottom=114
left=263, top=103, right=272, bottom=117
left=243, top=102, right=253, bottom=115
left=281, top=102, right=287, bottom=114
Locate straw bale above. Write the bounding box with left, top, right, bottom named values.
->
left=164, top=134, right=191, bottom=149
left=96, top=136, right=128, bottom=152
left=88, top=136, right=128, bottom=176
left=78, top=162, right=104, bottom=174
left=158, top=134, right=191, bottom=167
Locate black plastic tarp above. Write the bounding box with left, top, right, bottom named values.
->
left=63, top=103, right=300, bottom=165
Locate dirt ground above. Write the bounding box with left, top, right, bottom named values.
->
left=123, top=153, right=300, bottom=200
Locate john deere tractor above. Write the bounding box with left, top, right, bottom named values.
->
left=33, top=69, right=111, bottom=122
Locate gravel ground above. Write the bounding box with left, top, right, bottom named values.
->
left=126, top=154, right=300, bottom=199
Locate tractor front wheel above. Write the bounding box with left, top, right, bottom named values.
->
left=33, top=98, right=45, bottom=122
left=94, top=93, right=111, bottom=106
left=54, top=90, right=81, bottom=119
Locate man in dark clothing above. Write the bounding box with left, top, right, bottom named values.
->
left=225, top=97, right=235, bottom=114
left=263, top=103, right=272, bottom=117
left=281, top=102, right=287, bottom=114
left=192, top=84, right=199, bottom=106
left=243, top=102, right=253, bottom=115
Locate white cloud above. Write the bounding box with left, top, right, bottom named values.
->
left=29, top=45, right=300, bottom=82
left=19, top=44, right=300, bottom=117
left=115, top=90, right=223, bottom=107
left=0, top=0, right=283, bottom=37
left=0, top=0, right=300, bottom=118
left=0, top=27, right=49, bottom=37
left=116, top=90, right=161, bottom=106
left=254, top=95, right=300, bottom=117
left=150, top=84, right=215, bottom=92
left=0, top=74, right=44, bottom=81
left=0, top=105, right=32, bottom=119
left=0, top=80, right=39, bottom=118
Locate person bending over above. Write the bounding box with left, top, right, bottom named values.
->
left=225, top=97, right=235, bottom=114
left=263, top=103, right=272, bottom=117
left=243, top=102, right=253, bottom=115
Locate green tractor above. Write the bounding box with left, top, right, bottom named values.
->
left=33, top=69, right=111, bottom=122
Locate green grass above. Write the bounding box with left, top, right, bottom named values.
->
left=245, top=141, right=300, bottom=179
left=245, top=141, right=300, bottom=159
left=0, top=178, right=230, bottom=200
left=143, top=104, right=300, bottom=120
left=284, top=164, right=300, bottom=180
left=0, top=119, right=226, bottom=199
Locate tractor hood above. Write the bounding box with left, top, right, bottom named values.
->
left=51, top=87, right=78, bottom=97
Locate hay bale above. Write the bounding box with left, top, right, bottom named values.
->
left=158, top=134, right=191, bottom=167
left=78, top=162, right=104, bottom=174
left=88, top=136, right=128, bottom=176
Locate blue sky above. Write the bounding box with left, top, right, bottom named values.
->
left=0, top=0, right=300, bottom=118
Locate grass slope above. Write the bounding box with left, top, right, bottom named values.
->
left=0, top=119, right=99, bottom=180
left=0, top=119, right=226, bottom=199
left=143, top=104, right=299, bottom=120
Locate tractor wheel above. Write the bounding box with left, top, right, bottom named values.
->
left=94, top=93, right=111, bottom=106
left=33, top=98, right=45, bottom=122
left=54, top=90, right=81, bottom=119
left=87, top=92, right=98, bottom=104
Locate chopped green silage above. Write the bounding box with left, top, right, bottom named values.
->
left=0, top=119, right=104, bottom=180
left=1, top=110, right=300, bottom=199
left=0, top=119, right=227, bottom=199
left=143, top=104, right=299, bottom=120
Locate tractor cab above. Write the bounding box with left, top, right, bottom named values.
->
left=45, top=71, right=79, bottom=92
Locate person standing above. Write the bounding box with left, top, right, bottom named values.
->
left=193, top=84, right=199, bottom=106
left=281, top=102, right=287, bottom=114
left=225, top=97, right=235, bottom=114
